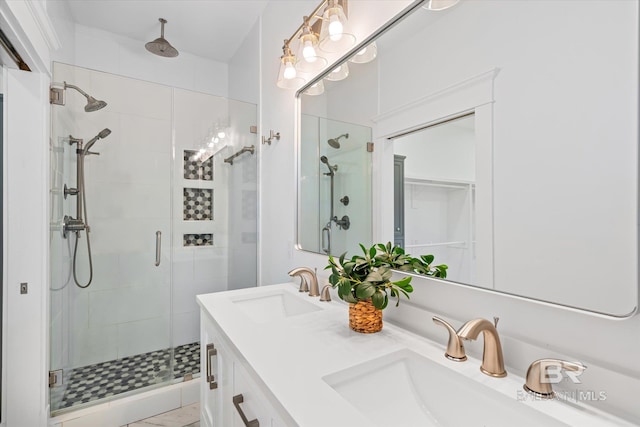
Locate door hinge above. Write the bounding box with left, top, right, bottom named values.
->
left=367, top=142, right=374, bottom=152
left=49, top=369, right=63, bottom=388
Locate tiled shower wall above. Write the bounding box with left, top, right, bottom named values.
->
left=172, top=88, right=231, bottom=347
left=50, top=63, right=257, bottom=369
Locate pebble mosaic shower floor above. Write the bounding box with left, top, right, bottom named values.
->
left=51, top=342, right=200, bottom=411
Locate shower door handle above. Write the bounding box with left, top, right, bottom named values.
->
left=155, top=231, right=162, bottom=266
left=322, top=225, right=331, bottom=254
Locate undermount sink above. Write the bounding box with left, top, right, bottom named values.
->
left=323, top=349, right=568, bottom=427
left=230, top=289, right=322, bottom=323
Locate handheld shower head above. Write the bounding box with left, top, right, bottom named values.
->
left=63, top=82, right=108, bottom=112
left=327, top=133, right=349, bottom=149
left=83, top=128, right=111, bottom=154
left=320, top=155, right=338, bottom=175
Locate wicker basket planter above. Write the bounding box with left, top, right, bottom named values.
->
left=349, top=299, right=383, bottom=333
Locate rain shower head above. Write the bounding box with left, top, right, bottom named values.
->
left=327, top=133, right=349, bottom=149
left=83, top=128, right=111, bottom=154
left=62, top=82, right=108, bottom=112
left=145, top=18, right=179, bottom=58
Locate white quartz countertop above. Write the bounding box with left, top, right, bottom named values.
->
left=197, top=283, right=632, bottom=427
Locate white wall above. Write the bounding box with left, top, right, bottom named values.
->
left=72, top=24, right=228, bottom=97
left=257, top=0, right=640, bottom=423
left=4, top=68, right=49, bottom=427
left=229, top=19, right=260, bottom=104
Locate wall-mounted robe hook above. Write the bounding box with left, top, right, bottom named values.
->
left=262, top=130, right=281, bottom=145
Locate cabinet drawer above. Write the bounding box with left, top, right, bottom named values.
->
left=232, top=361, right=271, bottom=427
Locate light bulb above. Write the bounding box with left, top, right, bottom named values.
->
left=302, top=40, right=317, bottom=62
left=217, top=131, right=226, bottom=138
left=283, top=60, right=296, bottom=79
left=329, top=14, right=343, bottom=41
left=208, top=142, right=214, bottom=148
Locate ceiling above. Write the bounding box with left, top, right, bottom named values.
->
left=66, top=0, right=269, bottom=62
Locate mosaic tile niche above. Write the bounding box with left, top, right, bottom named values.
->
left=183, top=150, right=213, bottom=181
left=183, top=188, right=213, bottom=221
left=183, top=233, right=213, bottom=247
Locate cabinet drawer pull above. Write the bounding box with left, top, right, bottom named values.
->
left=233, top=394, right=259, bottom=427
left=206, top=343, right=218, bottom=390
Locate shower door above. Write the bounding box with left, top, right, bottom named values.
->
left=49, top=63, right=259, bottom=415
left=49, top=63, right=174, bottom=414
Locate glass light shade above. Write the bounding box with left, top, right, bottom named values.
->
left=424, top=0, right=460, bottom=10
left=325, top=62, right=349, bottom=81
left=303, top=80, right=325, bottom=96
left=349, top=42, right=377, bottom=64
left=277, top=54, right=305, bottom=89
left=319, top=1, right=356, bottom=53
left=296, top=30, right=328, bottom=73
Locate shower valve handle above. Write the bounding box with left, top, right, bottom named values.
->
left=85, top=151, right=100, bottom=156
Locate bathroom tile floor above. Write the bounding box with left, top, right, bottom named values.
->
left=52, top=342, right=200, bottom=411
left=123, top=402, right=200, bottom=427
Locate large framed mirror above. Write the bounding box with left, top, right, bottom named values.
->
left=296, top=0, right=638, bottom=316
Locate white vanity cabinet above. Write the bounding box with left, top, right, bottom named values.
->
left=200, top=310, right=288, bottom=427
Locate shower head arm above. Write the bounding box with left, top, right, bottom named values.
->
left=159, top=18, right=167, bottom=38
left=64, top=82, right=91, bottom=100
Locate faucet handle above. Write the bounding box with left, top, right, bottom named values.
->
left=432, top=316, right=467, bottom=362
left=524, top=358, right=586, bottom=398
left=320, top=284, right=332, bottom=302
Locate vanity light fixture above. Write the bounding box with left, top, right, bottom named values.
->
left=424, top=0, right=460, bottom=11
left=319, top=0, right=356, bottom=53
left=277, top=40, right=304, bottom=89
left=296, top=17, right=328, bottom=73
left=276, top=0, right=349, bottom=90
left=349, top=42, right=377, bottom=64
left=325, top=63, right=349, bottom=81
left=304, top=80, right=325, bottom=96
left=279, top=0, right=460, bottom=91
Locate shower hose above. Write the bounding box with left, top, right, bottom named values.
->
left=72, top=157, right=93, bottom=288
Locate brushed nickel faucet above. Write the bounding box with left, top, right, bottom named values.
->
left=524, top=358, right=586, bottom=399
left=457, top=317, right=507, bottom=377
left=288, top=267, right=320, bottom=297
left=432, top=316, right=467, bottom=361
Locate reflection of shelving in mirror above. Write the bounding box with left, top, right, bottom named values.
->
left=405, top=177, right=474, bottom=190
left=402, top=177, right=475, bottom=285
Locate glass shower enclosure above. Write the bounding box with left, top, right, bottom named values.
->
left=49, top=63, right=257, bottom=414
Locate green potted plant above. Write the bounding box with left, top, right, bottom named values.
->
left=326, top=242, right=447, bottom=333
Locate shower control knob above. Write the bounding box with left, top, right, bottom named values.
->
left=336, top=215, right=350, bottom=230
left=340, top=196, right=349, bottom=206
left=64, top=184, right=79, bottom=199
